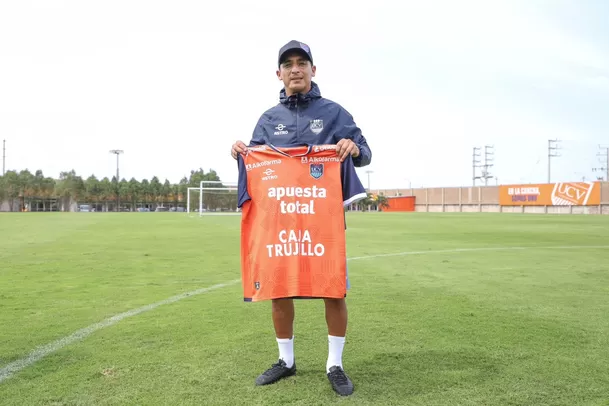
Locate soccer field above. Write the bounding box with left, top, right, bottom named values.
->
left=1, top=212, right=608, bottom=405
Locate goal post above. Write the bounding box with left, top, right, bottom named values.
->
left=187, top=180, right=239, bottom=216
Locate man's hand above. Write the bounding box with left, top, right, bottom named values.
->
left=336, top=139, right=360, bottom=162
left=231, top=140, right=248, bottom=160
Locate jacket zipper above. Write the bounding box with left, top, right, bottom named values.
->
left=295, top=97, right=299, bottom=141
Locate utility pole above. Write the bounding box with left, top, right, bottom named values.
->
left=365, top=170, right=373, bottom=191
left=109, top=150, right=124, bottom=211
left=472, top=147, right=482, bottom=186
left=548, top=139, right=561, bottom=183
left=592, top=145, right=608, bottom=181
left=2, top=139, right=5, bottom=176
left=483, top=145, right=494, bottom=186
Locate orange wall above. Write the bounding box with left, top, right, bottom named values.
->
left=384, top=196, right=416, bottom=212
left=369, top=181, right=609, bottom=207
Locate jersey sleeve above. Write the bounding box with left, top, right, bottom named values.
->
left=340, top=157, right=368, bottom=207
left=237, top=154, right=251, bottom=208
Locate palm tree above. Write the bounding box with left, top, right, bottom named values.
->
left=375, top=194, right=390, bottom=211
left=357, top=192, right=390, bottom=211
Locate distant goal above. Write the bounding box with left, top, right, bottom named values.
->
left=187, top=181, right=240, bottom=216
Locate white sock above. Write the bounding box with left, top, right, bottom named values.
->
left=326, top=335, right=346, bottom=373
left=276, top=336, right=294, bottom=368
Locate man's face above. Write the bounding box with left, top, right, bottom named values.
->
left=277, top=52, right=316, bottom=96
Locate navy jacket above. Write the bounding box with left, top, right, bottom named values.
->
left=248, top=82, right=372, bottom=167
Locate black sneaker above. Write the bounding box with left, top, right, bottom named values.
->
left=327, top=366, right=354, bottom=396
left=255, top=359, right=296, bottom=386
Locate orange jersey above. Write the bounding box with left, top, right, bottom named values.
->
left=237, top=144, right=367, bottom=302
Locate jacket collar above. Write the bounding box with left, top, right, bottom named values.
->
left=279, top=81, right=322, bottom=108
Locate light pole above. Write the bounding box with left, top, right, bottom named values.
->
left=404, top=178, right=412, bottom=195
left=109, top=150, right=124, bottom=211
left=548, top=139, right=560, bottom=183
left=365, top=170, right=373, bottom=191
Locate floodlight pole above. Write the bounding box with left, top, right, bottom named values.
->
left=109, top=150, right=124, bottom=211
left=548, top=139, right=560, bottom=183
left=365, top=170, right=373, bottom=191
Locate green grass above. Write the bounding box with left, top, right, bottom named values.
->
left=1, top=212, right=609, bottom=405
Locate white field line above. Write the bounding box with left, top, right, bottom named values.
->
left=1, top=244, right=608, bottom=383
left=0, top=280, right=240, bottom=383
left=346, top=245, right=609, bottom=261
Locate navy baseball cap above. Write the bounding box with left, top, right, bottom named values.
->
left=278, top=40, right=313, bottom=66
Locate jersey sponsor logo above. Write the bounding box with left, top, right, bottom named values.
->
left=267, top=185, right=327, bottom=214
left=313, top=144, right=334, bottom=152
left=310, top=119, right=323, bottom=135
left=261, top=168, right=278, bottom=181
left=265, top=229, right=325, bottom=258
left=245, top=159, right=282, bottom=172
left=310, top=163, right=324, bottom=179
left=301, top=156, right=340, bottom=164
left=267, top=186, right=327, bottom=200
left=274, top=123, right=288, bottom=136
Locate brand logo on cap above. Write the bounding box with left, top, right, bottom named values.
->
left=299, top=43, right=310, bottom=53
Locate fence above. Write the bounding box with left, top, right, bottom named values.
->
left=372, top=181, right=609, bottom=215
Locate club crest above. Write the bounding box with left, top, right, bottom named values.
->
left=309, top=119, right=323, bottom=134
left=310, top=163, right=324, bottom=179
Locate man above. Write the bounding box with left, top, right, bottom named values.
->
left=230, top=40, right=372, bottom=396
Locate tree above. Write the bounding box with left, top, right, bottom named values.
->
left=127, top=178, right=141, bottom=208
left=150, top=176, right=161, bottom=203
left=31, top=170, right=56, bottom=211
left=356, top=192, right=389, bottom=211
left=119, top=179, right=130, bottom=208
left=0, top=175, right=6, bottom=204
left=188, top=168, right=228, bottom=211
left=18, top=170, right=35, bottom=198
left=1, top=166, right=226, bottom=211
left=178, top=176, right=189, bottom=203
left=2, top=171, right=21, bottom=211
left=140, top=178, right=151, bottom=204
left=376, top=194, right=390, bottom=211
left=84, top=175, right=101, bottom=204
left=162, top=179, right=172, bottom=204
left=54, top=170, right=85, bottom=211
left=98, top=177, right=113, bottom=206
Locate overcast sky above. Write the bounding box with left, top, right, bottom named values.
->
left=1, top=0, right=608, bottom=189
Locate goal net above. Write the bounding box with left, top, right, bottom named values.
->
left=187, top=181, right=240, bottom=216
